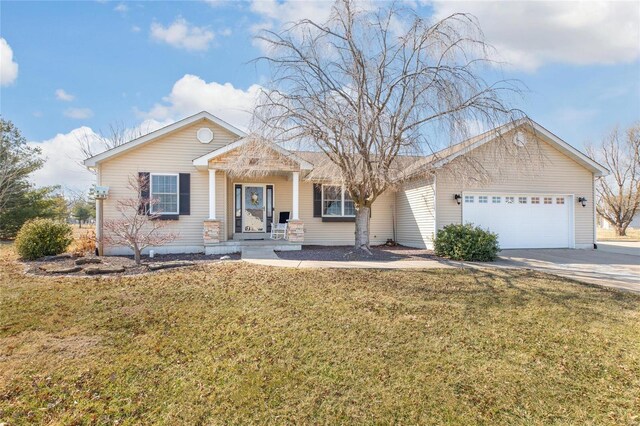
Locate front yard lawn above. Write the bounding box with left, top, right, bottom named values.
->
left=1, top=245, right=639, bottom=424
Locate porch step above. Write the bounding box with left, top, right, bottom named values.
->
left=205, top=239, right=301, bottom=255
left=233, top=233, right=270, bottom=241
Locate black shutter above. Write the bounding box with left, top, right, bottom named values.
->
left=138, top=172, right=150, bottom=215
left=179, top=173, right=190, bottom=215
left=313, top=184, right=322, bottom=217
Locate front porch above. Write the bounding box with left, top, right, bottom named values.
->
left=193, top=137, right=313, bottom=254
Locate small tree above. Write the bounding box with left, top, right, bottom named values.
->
left=588, top=123, right=640, bottom=236
left=72, top=201, right=93, bottom=228
left=102, top=175, right=177, bottom=264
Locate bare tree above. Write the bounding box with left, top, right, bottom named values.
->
left=102, top=174, right=177, bottom=264
left=253, top=0, right=522, bottom=252
left=588, top=124, right=640, bottom=236
left=77, top=121, right=150, bottom=170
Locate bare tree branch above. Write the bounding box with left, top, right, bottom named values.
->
left=102, top=174, right=178, bottom=264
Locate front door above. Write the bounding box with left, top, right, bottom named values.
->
left=243, top=185, right=266, bottom=232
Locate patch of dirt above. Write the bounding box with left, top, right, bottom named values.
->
left=276, top=245, right=439, bottom=262
left=23, top=252, right=240, bottom=277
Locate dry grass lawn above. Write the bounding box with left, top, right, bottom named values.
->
left=597, top=227, right=640, bottom=241
left=1, top=244, right=639, bottom=425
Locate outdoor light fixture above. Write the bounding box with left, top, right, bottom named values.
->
left=578, top=196, right=587, bottom=207
left=454, top=194, right=462, bottom=205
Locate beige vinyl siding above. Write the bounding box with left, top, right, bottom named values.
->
left=435, top=132, right=595, bottom=247
left=300, top=183, right=394, bottom=245
left=395, top=176, right=436, bottom=248
left=99, top=120, right=238, bottom=253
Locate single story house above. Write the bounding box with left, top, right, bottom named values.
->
left=84, top=111, right=608, bottom=255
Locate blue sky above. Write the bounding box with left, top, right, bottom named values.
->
left=1, top=1, right=639, bottom=192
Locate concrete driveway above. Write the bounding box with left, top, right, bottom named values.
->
left=496, top=248, right=640, bottom=293
left=597, top=241, right=640, bottom=256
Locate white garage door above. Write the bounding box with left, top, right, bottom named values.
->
left=462, top=194, right=573, bottom=249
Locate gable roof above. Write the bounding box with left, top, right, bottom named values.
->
left=192, top=137, right=314, bottom=170
left=84, top=111, right=247, bottom=168
left=405, top=118, right=609, bottom=177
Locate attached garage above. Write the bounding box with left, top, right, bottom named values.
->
left=462, top=193, right=574, bottom=249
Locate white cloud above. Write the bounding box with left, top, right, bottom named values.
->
left=114, top=2, right=128, bottom=13
left=55, top=89, right=75, bottom=102
left=250, top=0, right=333, bottom=24
left=150, top=17, right=215, bottom=51
left=137, top=74, right=262, bottom=131
left=0, top=38, right=19, bottom=86
left=219, top=27, right=232, bottom=37
left=28, top=127, right=98, bottom=192
left=432, top=1, right=640, bottom=71
left=131, top=25, right=141, bottom=33
left=64, top=107, right=94, bottom=119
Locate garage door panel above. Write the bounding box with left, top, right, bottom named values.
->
left=462, top=194, right=571, bottom=249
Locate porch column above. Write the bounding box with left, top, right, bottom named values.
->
left=208, top=169, right=216, bottom=219
left=292, top=171, right=299, bottom=220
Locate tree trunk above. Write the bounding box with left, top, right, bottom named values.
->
left=134, top=246, right=141, bottom=265
left=354, top=205, right=371, bottom=254
left=616, top=225, right=627, bottom=237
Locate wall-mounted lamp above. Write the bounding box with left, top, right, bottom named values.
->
left=454, top=194, right=462, bottom=205
left=578, top=196, right=587, bottom=207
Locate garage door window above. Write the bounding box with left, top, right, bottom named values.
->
left=556, top=197, right=565, bottom=204
left=531, top=197, right=540, bottom=204
left=506, top=197, right=514, bottom=204
left=479, top=196, right=488, bottom=203
left=492, top=196, right=501, bottom=203
left=518, top=197, right=527, bottom=204
left=465, top=195, right=474, bottom=203
left=544, top=197, right=552, bottom=204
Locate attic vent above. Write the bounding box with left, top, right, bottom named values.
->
left=197, top=127, right=214, bottom=144
left=513, top=130, right=527, bottom=147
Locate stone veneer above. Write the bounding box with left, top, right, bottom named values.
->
left=285, top=220, right=304, bottom=242
left=203, top=220, right=222, bottom=244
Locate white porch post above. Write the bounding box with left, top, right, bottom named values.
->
left=292, top=171, right=299, bottom=220
left=208, top=169, right=216, bottom=220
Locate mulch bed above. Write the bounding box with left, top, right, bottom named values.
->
left=276, top=245, right=439, bottom=262
left=23, top=252, right=240, bottom=277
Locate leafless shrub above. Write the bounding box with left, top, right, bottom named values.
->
left=102, top=174, right=177, bottom=264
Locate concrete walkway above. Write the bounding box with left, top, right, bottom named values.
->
left=241, top=247, right=280, bottom=260
left=242, top=248, right=640, bottom=294
left=245, top=257, right=461, bottom=269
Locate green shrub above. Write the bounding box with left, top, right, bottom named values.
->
left=14, top=219, right=73, bottom=260
left=434, top=223, right=500, bottom=261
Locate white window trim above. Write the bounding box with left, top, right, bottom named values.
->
left=150, top=173, right=180, bottom=215
left=321, top=184, right=355, bottom=217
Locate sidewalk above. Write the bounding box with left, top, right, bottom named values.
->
left=242, top=250, right=462, bottom=269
